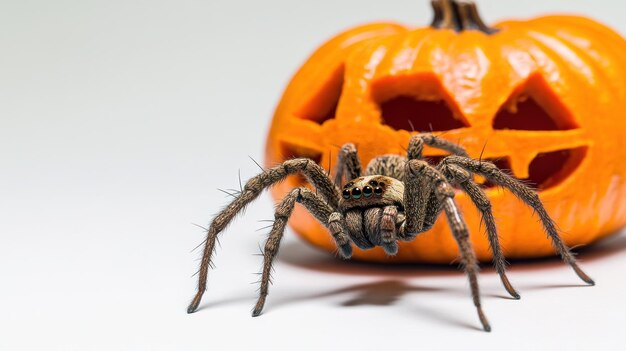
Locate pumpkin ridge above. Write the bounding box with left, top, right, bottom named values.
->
left=520, top=30, right=611, bottom=184
left=533, top=24, right=621, bottom=131
left=405, top=29, right=440, bottom=74
left=374, top=33, right=425, bottom=82
left=538, top=18, right=626, bottom=99
left=384, top=28, right=435, bottom=75
left=341, top=39, right=393, bottom=123
left=505, top=17, right=626, bottom=93
left=436, top=32, right=496, bottom=121
left=509, top=31, right=586, bottom=107
left=527, top=32, right=596, bottom=86
left=343, top=36, right=393, bottom=81
left=533, top=16, right=626, bottom=47
left=557, top=32, right=625, bottom=93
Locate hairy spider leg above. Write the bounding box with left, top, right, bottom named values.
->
left=440, top=163, right=520, bottom=299
left=334, top=143, right=362, bottom=186
left=442, top=155, right=595, bottom=286
left=407, top=133, right=469, bottom=160
left=328, top=212, right=354, bottom=258
left=404, top=159, right=491, bottom=332
left=253, top=187, right=350, bottom=316
left=187, top=159, right=341, bottom=314
left=409, top=134, right=519, bottom=298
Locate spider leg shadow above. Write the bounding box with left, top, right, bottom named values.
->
left=282, top=278, right=480, bottom=331
left=489, top=229, right=626, bottom=291
left=272, top=240, right=484, bottom=331
left=325, top=280, right=444, bottom=307
left=330, top=280, right=481, bottom=331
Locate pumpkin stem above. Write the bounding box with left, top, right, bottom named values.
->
left=430, top=0, right=497, bottom=34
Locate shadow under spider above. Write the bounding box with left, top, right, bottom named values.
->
left=267, top=279, right=479, bottom=331
left=278, top=280, right=445, bottom=308
left=278, top=241, right=463, bottom=279
left=278, top=229, right=626, bottom=286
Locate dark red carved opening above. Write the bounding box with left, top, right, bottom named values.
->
left=380, top=96, right=469, bottom=132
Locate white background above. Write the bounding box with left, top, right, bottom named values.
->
left=1, top=0, right=625, bottom=350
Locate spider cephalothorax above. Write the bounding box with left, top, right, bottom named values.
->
left=339, top=175, right=405, bottom=255
left=187, top=133, right=594, bottom=332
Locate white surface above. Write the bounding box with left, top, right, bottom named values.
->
left=1, top=0, right=626, bottom=350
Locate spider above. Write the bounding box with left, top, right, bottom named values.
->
left=187, top=133, right=594, bottom=332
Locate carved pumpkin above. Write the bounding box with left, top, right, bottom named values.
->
left=264, top=0, right=626, bottom=263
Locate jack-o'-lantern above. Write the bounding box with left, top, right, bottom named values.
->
left=265, top=0, right=626, bottom=263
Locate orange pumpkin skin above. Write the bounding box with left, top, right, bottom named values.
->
left=265, top=13, right=626, bottom=263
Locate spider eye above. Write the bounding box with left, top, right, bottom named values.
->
left=344, top=182, right=354, bottom=189
left=351, top=187, right=362, bottom=199
left=369, top=180, right=378, bottom=186
left=342, top=189, right=350, bottom=199
left=363, top=186, right=373, bottom=197
left=374, top=187, right=383, bottom=196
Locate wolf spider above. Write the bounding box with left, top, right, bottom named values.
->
left=187, top=133, right=594, bottom=332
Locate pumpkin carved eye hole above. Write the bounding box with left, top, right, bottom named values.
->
left=493, top=95, right=578, bottom=131
left=295, top=65, right=345, bottom=125
left=378, top=96, right=469, bottom=132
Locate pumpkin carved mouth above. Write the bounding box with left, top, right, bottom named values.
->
left=474, top=147, right=588, bottom=190
left=420, top=146, right=587, bottom=191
